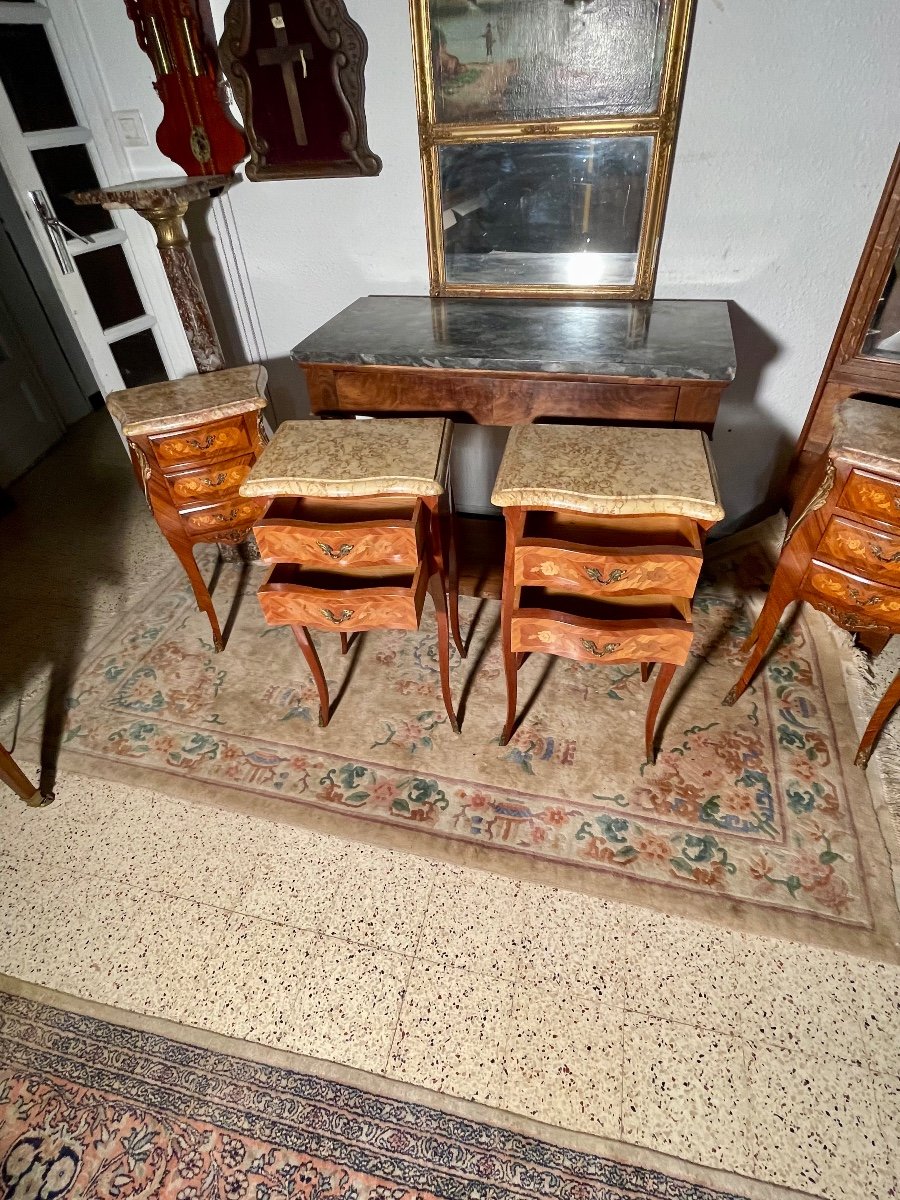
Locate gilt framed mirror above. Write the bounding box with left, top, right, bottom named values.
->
left=409, top=0, right=695, bottom=299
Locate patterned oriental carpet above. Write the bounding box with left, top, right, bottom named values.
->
left=0, top=982, right=814, bottom=1200
left=16, top=532, right=900, bottom=962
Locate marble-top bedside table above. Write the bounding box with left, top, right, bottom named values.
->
left=240, top=418, right=464, bottom=730
left=107, top=365, right=269, bottom=650
left=491, top=424, right=724, bottom=761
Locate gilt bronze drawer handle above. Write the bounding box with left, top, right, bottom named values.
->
left=584, top=566, right=627, bottom=585
left=847, top=586, right=883, bottom=607
left=322, top=607, right=354, bottom=624
left=214, top=508, right=239, bottom=523
left=202, top=472, right=228, bottom=488
left=317, top=541, right=354, bottom=560
left=580, top=639, right=621, bottom=657
left=870, top=543, right=900, bottom=564
left=187, top=434, right=216, bottom=450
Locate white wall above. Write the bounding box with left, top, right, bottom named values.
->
left=75, top=0, right=899, bottom=527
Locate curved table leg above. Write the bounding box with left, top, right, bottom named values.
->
left=291, top=625, right=330, bottom=727
left=856, top=670, right=900, bottom=769
left=645, top=662, right=677, bottom=764
left=428, top=573, right=460, bottom=734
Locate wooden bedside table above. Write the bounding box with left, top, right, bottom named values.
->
left=240, top=418, right=464, bottom=730
left=107, top=366, right=270, bottom=651
left=491, top=425, right=724, bottom=762
left=725, top=396, right=900, bottom=767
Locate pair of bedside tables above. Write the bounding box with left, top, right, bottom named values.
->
left=238, top=418, right=724, bottom=760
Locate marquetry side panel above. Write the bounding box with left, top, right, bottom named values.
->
left=514, top=545, right=702, bottom=597
left=817, top=516, right=900, bottom=589
left=510, top=612, right=694, bottom=666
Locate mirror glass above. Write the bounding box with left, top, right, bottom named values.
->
left=863, top=250, right=900, bottom=362
left=440, top=136, right=652, bottom=287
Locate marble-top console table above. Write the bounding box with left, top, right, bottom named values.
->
left=292, top=296, right=736, bottom=434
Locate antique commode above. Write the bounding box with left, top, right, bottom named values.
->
left=106, top=365, right=270, bottom=650
left=491, top=424, right=724, bottom=761
left=725, top=396, right=900, bottom=766
left=239, top=418, right=464, bottom=729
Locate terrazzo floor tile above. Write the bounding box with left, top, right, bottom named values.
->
left=501, top=978, right=623, bottom=1137
left=746, top=1040, right=889, bottom=1199
left=0, top=861, right=67, bottom=983
left=1, top=775, right=127, bottom=874
left=624, top=910, right=741, bottom=1034
left=874, top=1073, right=900, bottom=1155
left=512, top=881, right=627, bottom=1004
left=734, top=935, right=870, bottom=1065
left=237, top=827, right=353, bottom=931
left=416, top=864, right=520, bottom=977
left=291, top=935, right=410, bottom=1072
left=199, top=912, right=317, bottom=1047
left=92, top=788, right=260, bottom=909
left=388, top=958, right=514, bottom=1104
left=857, top=960, right=900, bottom=1076
left=318, top=843, right=438, bottom=955
left=621, top=1012, right=752, bottom=1175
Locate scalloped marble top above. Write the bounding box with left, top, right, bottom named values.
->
left=106, top=366, right=267, bottom=437
left=240, top=418, right=453, bottom=498
left=491, top=424, right=724, bottom=522
left=833, top=397, right=900, bottom=470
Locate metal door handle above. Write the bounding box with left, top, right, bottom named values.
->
left=28, top=190, right=93, bottom=275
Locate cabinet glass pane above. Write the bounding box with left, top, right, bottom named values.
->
left=440, top=136, right=651, bottom=287
left=0, top=25, right=76, bottom=132
left=430, top=0, right=671, bottom=122
left=863, top=251, right=900, bottom=363
left=31, top=145, right=114, bottom=238
left=75, top=245, right=145, bottom=330
left=110, top=330, right=167, bottom=389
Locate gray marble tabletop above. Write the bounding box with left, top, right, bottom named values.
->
left=291, top=296, right=736, bottom=382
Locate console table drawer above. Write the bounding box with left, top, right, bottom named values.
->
left=818, top=516, right=900, bottom=588
left=838, top=469, right=900, bottom=528
left=254, top=497, right=426, bottom=569
left=168, top=456, right=254, bottom=506
left=152, top=417, right=251, bottom=467
left=805, top=561, right=900, bottom=630
left=511, top=610, right=694, bottom=666
left=514, top=544, right=702, bottom=596
left=257, top=563, right=427, bottom=632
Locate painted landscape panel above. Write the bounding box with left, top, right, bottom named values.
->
left=429, top=0, right=673, bottom=123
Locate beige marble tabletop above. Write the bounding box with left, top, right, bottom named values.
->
left=491, top=424, right=724, bottom=522
left=833, top=396, right=900, bottom=471
left=240, top=418, right=453, bottom=499
left=107, top=366, right=267, bottom=437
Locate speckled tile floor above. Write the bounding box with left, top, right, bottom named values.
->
left=2, top=415, right=900, bottom=1200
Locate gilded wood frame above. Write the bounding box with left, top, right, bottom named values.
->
left=409, top=0, right=695, bottom=299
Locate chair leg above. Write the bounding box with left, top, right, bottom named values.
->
left=856, top=669, right=900, bottom=768
left=427, top=572, right=459, bottom=733
left=645, top=662, right=677, bottom=764
left=723, top=591, right=793, bottom=707
left=291, top=625, right=330, bottom=727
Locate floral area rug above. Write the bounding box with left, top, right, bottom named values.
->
left=0, top=981, right=812, bottom=1200
left=17, top=536, right=900, bottom=961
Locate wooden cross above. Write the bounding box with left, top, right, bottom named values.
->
left=256, top=3, right=313, bottom=147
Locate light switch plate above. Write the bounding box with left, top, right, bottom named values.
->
left=113, top=110, right=149, bottom=148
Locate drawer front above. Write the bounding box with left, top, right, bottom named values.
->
left=817, top=516, right=900, bottom=589
left=168, top=456, right=254, bottom=506
left=804, top=561, right=900, bottom=631
left=514, top=545, right=702, bottom=597
left=838, top=469, right=900, bottom=529
left=257, top=566, right=426, bottom=633
left=255, top=510, right=424, bottom=569
left=510, top=614, right=694, bottom=666
left=182, top=498, right=266, bottom=536
left=153, top=418, right=251, bottom=468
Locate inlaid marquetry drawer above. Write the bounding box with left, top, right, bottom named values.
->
left=838, top=469, right=900, bottom=529
left=804, top=561, right=900, bottom=630
left=817, top=516, right=900, bottom=589
left=257, top=563, right=427, bottom=632
left=514, top=544, right=702, bottom=597
left=166, top=455, right=254, bottom=507
left=511, top=610, right=695, bottom=666
left=151, top=417, right=252, bottom=468
left=182, top=498, right=266, bottom=536
left=254, top=497, right=426, bottom=570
